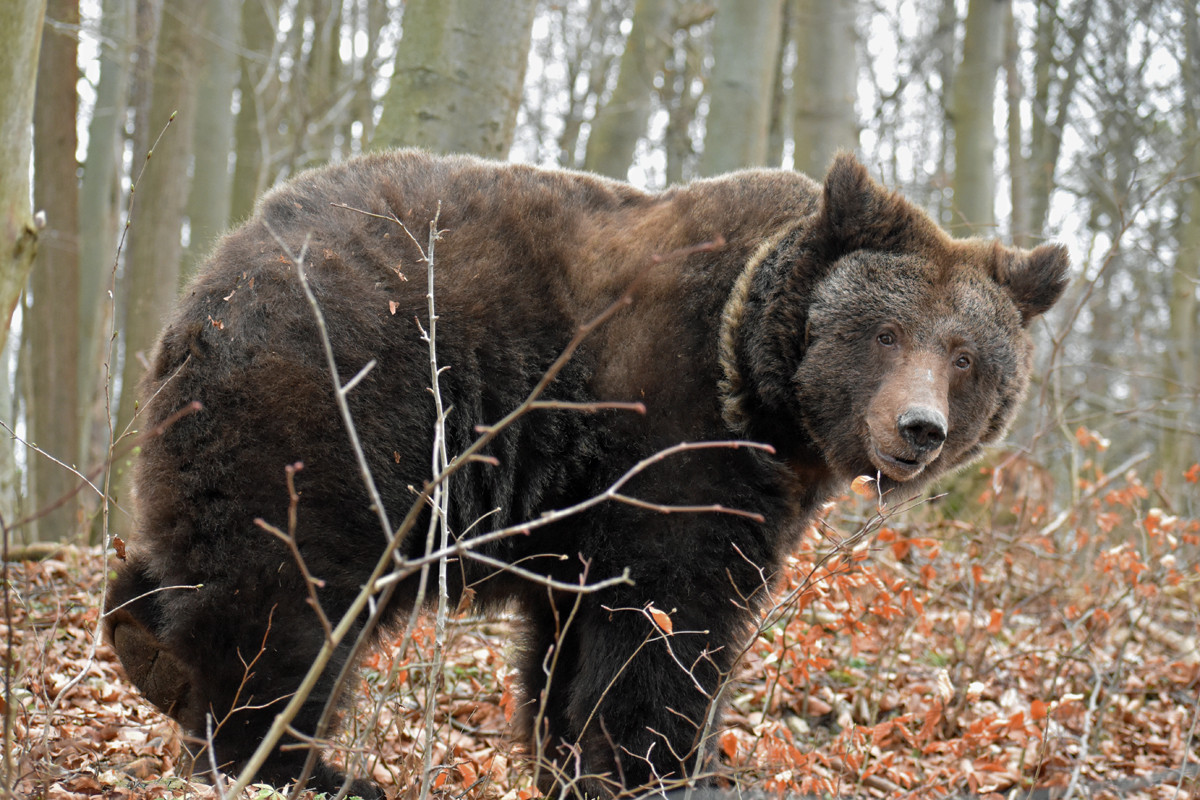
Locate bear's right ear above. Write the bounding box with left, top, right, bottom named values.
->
left=820, top=152, right=876, bottom=240
left=815, top=152, right=935, bottom=254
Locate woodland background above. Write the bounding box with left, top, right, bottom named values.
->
left=0, top=0, right=1197, bottom=798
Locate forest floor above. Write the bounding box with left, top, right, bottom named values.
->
left=3, top=455, right=1199, bottom=799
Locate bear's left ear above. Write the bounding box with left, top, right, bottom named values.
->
left=993, top=243, right=1070, bottom=325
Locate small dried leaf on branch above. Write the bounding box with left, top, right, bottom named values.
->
left=647, top=605, right=674, bottom=634
left=850, top=475, right=876, bottom=497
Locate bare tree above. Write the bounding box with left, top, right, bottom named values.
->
left=515, top=0, right=630, bottom=168
left=372, top=0, right=539, bottom=157
left=790, top=0, right=859, bottom=177
left=229, top=0, right=276, bottom=223
left=1164, top=0, right=1200, bottom=487
left=78, top=0, right=133, bottom=468
left=0, top=1, right=47, bottom=350
left=950, top=0, right=1006, bottom=234
left=115, top=0, right=211, bottom=443
left=1026, top=0, right=1092, bottom=244
left=662, top=5, right=714, bottom=183
left=0, top=1, right=47, bottom=541
left=583, top=0, right=674, bottom=178
left=698, top=0, right=785, bottom=176
left=28, top=0, right=82, bottom=542
left=182, top=0, right=239, bottom=283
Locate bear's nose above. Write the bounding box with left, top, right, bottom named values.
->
left=898, top=407, right=947, bottom=454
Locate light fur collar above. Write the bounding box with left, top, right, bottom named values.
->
left=717, top=223, right=800, bottom=434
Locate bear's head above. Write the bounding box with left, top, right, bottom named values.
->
left=726, top=154, right=1070, bottom=496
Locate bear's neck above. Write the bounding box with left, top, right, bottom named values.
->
left=717, top=224, right=832, bottom=488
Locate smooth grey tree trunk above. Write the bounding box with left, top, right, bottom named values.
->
left=372, top=0, right=539, bottom=158
left=0, top=0, right=47, bottom=545
left=29, top=0, right=82, bottom=542
left=1164, top=1, right=1200, bottom=492
left=116, top=0, right=210, bottom=444
left=790, top=0, right=859, bottom=177
left=583, top=0, right=673, bottom=179
left=229, top=0, right=275, bottom=223
left=183, top=0, right=239, bottom=283
left=698, top=0, right=785, bottom=176
left=950, top=0, right=1006, bottom=234
left=0, top=0, right=47, bottom=350
left=78, top=0, right=132, bottom=469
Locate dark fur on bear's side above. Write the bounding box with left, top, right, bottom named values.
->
left=104, top=151, right=1068, bottom=798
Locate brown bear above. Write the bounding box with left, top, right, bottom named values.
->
left=104, top=150, right=1067, bottom=798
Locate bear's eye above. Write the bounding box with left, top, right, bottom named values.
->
left=876, top=331, right=897, bottom=347
left=954, top=353, right=972, bottom=370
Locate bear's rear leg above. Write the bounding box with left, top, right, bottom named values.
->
left=105, top=560, right=380, bottom=798
left=107, top=608, right=200, bottom=727
left=104, top=559, right=207, bottom=733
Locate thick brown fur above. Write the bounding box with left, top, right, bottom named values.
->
left=104, top=151, right=1068, bottom=797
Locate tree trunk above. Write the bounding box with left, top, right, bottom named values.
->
left=790, top=0, right=858, bottom=177
left=350, top=0, right=389, bottom=151
left=299, top=0, right=342, bottom=168
left=1004, top=2, right=1029, bottom=244
left=372, top=0, right=539, bottom=158
left=698, top=0, right=785, bottom=176
left=950, top=0, right=1006, bottom=234
left=0, top=0, right=47, bottom=351
left=78, top=0, right=133, bottom=467
left=1164, top=1, right=1200, bottom=490
left=765, top=3, right=791, bottom=168
left=662, top=18, right=708, bottom=185
left=229, top=0, right=275, bottom=223
left=557, top=0, right=626, bottom=170
left=1028, top=0, right=1092, bottom=242
left=116, top=0, right=210, bottom=443
left=933, top=0, right=958, bottom=225
left=182, top=0, right=239, bottom=283
left=29, top=0, right=82, bottom=542
left=582, top=0, right=673, bottom=179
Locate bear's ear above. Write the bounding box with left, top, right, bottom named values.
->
left=820, top=152, right=878, bottom=241
left=993, top=243, right=1071, bottom=324
left=816, top=152, right=932, bottom=253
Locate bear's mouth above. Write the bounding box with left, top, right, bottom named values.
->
left=871, top=445, right=931, bottom=482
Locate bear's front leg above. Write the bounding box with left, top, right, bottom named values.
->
left=519, top=573, right=760, bottom=797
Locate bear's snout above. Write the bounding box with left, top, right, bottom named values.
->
left=865, top=352, right=950, bottom=481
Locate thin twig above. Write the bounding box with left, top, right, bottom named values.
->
left=419, top=205, right=450, bottom=800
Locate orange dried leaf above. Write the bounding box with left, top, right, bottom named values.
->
left=1031, top=699, right=1048, bottom=720
left=987, top=608, right=1003, bottom=634
left=721, top=731, right=740, bottom=760
left=851, top=475, right=876, bottom=496
left=648, top=605, right=674, bottom=634
left=499, top=680, right=518, bottom=722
